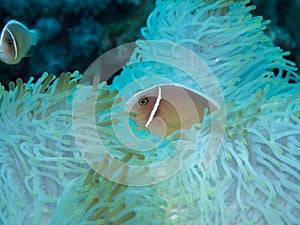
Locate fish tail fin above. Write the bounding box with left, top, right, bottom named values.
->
left=31, top=29, right=40, bottom=46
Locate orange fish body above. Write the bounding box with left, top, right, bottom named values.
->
left=0, top=20, right=39, bottom=64
left=125, top=84, right=218, bottom=137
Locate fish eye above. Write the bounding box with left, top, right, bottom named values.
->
left=138, top=97, right=148, bottom=106
left=7, top=40, right=13, bottom=47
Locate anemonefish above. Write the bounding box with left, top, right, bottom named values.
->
left=0, top=20, right=39, bottom=64
left=125, top=84, right=218, bottom=137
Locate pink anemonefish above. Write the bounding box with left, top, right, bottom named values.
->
left=125, top=84, right=218, bottom=137
left=0, top=20, right=39, bottom=65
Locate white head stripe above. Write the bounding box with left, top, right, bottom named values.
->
left=0, top=29, right=5, bottom=45
left=145, top=86, right=161, bottom=128
left=5, top=28, right=18, bottom=60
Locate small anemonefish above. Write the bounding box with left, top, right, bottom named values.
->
left=0, top=20, right=39, bottom=64
left=125, top=84, right=218, bottom=137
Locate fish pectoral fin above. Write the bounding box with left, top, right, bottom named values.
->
left=148, top=117, right=168, bottom=137
left=167, top=115, right=203, bottom=131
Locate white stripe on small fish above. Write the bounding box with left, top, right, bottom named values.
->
left=5, top=28, right=17, bottom=59
left=145, top=86, right=161, bottom=128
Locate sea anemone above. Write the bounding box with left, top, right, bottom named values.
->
left=51, top=169, right=167, bottom=225
left=109, top=0, right=300, bottom=224
left=0, top=72, right=167, bottom=224
left=1, top=0, right=299, bottom=224
left=0, top=72, right=87, bottom=224
left=47, top=75, right=168, bottom=224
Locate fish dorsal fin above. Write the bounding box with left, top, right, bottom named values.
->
left=145, top=86, right=162, bottom=128
left=5, top=28, right=18, bottom=60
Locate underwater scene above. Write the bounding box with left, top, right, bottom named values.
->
left=0, top=0, right=299, bottom=225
